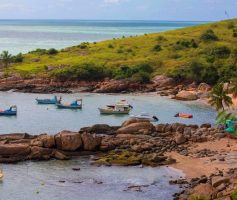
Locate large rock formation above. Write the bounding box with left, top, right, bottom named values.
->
left=175, top=90, right=198, bottom=101
left=81, top=133, right=101, bottom=151
left=117, top=121, right=155, bottom=135
left=55, top=131, right=82, bottom=151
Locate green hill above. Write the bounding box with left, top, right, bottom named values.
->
left=8, top=19, right=237, bottom=84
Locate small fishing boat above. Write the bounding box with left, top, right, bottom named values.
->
left=36, top=96, right=61, bottom=105
left=130, top=113, right=159, bottom=122
left=57, top=99, right=82, bottom=109
left=99, top=102, right=131, bottom=115
left=175, top=113, right=193, bottom=119
left=0, top=106, right=17, bottom=116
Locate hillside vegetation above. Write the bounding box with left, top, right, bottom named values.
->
left=7, top=19, right=237, bottom=84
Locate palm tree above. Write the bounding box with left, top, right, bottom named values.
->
left=0, top=51, right=12, bottom=68
left=208, top=82, right=233, bottom=110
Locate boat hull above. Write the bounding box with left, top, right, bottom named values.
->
left=36, top=99, right=57, bottom=104
left=57, top=104, right=82, bottom=109
left=99, top=108, right=130, bottom=115
left=0, top=111, right=17, bottom=116
left=129, top=117, right=157, bottom=122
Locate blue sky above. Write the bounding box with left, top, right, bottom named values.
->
left=0, top=0, right=236, bottom=21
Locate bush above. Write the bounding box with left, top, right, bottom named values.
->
left=12, top=53, right=23, bottom=63
left=51, top=63, right=112, bottom=81
left=29, top=48, right=47, bottom=54
left=132, top=71, right=151, bottom=83
left=153, top=44, right=162, bottom=52
left=78, top=42, right=88, bottom=49
left=201, top=65, right=219, bottom=85
left=108, top=44, right=114, bottom=48
left=228, top=21, right=235, bottom=29
left=233, top=29, right=237, bottom=37
left=189, top=61, right=204, bottom=82
left=200, top=29, right=218, bottom=41
left=114, top=64, right=153, bottom=81
left=211, top=46, right=231, bottom=58
left=174, top=39, right=198, bottom=50
left=47, top=48, right=58, bottom=55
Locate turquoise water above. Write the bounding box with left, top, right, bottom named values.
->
left=0, top=92, right=216, bottom=134
left=0, top=20, right=206, bottom=54
left=0, top=158, right=183, bottom=200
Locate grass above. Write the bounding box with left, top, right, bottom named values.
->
left=8, top=18, right=237, bottom=81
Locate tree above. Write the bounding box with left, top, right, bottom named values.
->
left=208, top=82, right=233, bottom=110
left=0, top=51, right=12, bottom=68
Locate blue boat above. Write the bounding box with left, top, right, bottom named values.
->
left=0, top=106, right=17, bottom=116
left=57, top=99, right=82, bottom=109
left=36, top=96, right=61, bottom=105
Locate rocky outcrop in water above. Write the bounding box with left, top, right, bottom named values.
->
left=0, top=120, right=225, bottom=165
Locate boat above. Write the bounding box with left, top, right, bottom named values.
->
left=106, top=100, right=133, bottom=109
left=57, top=99, right=82, bottom=109
left=36, top=96, right=61, bottom=105
left=130, top=113, right=159, bottom=122
left=0, top=106, right=17, bottom=116
left=174, top=113, right=193, bottom=119
left=99, top=102, right=131, bottom=115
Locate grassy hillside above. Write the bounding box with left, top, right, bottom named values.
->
left=8, top=19, right=237, bottom=84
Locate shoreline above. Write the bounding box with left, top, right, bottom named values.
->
left=0, top=119, right=236, bottom=199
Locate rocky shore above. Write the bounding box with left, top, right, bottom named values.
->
left=1, top=118, right=236, bottom=199
left=0, top=76, right=211, bottom=101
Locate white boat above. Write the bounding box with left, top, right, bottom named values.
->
left=106, top=100, right=133, bottom=109
left=99, top=101, right=132, bottom=115
left=130, top=113, right=159, bottom=122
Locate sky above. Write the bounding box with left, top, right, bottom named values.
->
left=0, top=0, right=236, bottom=21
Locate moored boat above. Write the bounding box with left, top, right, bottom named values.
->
left=174, top=113, right=193, bottom=119
left=99, top=102, right=131, bottom=115
left=0, top=106, right=17, bottom=116
left=36, top=96, right=61, bottom=105
left=130, top=113, right=159, bottom=122
left=106, top=100, right=133, bottom=109
left=57, top=99, right=82, bottom=109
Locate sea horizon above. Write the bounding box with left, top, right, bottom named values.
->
left=0, top=19, right=207, bottom=54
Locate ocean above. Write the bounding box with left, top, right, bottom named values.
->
left=0, top=20, right=206, bottom=55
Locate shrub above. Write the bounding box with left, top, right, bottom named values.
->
left=228, top=21, right=235, bottom=29
left=132, top=71, right=151, bottom=83
left=189, top=61, right=204, bottom=82
left=153, top=44, right=162, bottom=52
left=156, top=36, right=166, bottom=41
left=233, top=29, right=237, bottom=37
left=201, top=65, right=219, bottom=85
left=117, top=49, right=124, bottom=54
left=51, top=63, right=112, bottom=81
left=12, top=53, right=23, bottom=63
left=211, top=46, right=231, bottom=58
left=47, top=48, right=58, bottom=55
left=200, top=29, right=218, bottom=41
left=30, top=48, right=47, bottom=54
left=174, top=39, right=198, bottom=50
left=108, top=44, right=114, bottom=48
left=78, top=42, right=88, bottom=49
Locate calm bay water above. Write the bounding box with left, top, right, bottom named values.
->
left=0, top=20, right=205, bottom=54
left=0, top=158, right=183, bottom=200
left=0, top=92, right=216, bottom=134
